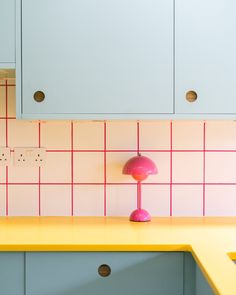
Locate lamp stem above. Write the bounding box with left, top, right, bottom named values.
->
left=137, top=181, right=141, bottom=210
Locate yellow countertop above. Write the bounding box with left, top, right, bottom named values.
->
left=0, top=217, right=236, bottom=295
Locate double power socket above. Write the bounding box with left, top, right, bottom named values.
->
left=0, top=147, right=46, bottom=167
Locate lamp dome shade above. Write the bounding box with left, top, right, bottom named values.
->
left=122, top=155, right=158, bottom=181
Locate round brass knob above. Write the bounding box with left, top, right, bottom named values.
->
left=33, top=91, right=45, bottom=102
left=98, top=264, right=111, bottom=277
left=186, top=90, right=197, bottom=102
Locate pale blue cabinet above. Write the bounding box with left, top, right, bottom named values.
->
left=0, top=0, right=15, bottom=65
left=17, top=0, right=236, bottom=118
left=25, top=252, right=183, bottom=295
left=0, top=251, right=214, bottom=295
left=0, top=252, right=24, bottom=295
left=184, top=253, right=214, bottom=295
left=176, top=0, right=236, bottom=114
left=19, top=0, right=173, bottom=118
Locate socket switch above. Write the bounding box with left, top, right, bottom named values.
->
left=0, top=147, right=11, bottom=166
left=14, top=147, right=46, bottom=167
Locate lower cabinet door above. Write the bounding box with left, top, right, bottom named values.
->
left=184, top=253, right=214, bottom=295
left=0, top=252, right=24, bottom=295
left=26, top=252, right=184, bottom=295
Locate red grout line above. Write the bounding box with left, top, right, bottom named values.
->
left=203, top=122, right=206, bottom=216
left=5, top=80, right=8, bottom=147
left=38, top=167, right=41, bottom=216
left=0, top=183, right=73, bottom=185
left=205, top=150, right=236, bottom=152
left=5, top=167, right=8, bottom=216
left=0, top=117, right=16, bottom=120
left=103, top=121, right=107, bottom=216
left=2, top=182, right=236, bottom=186
left=38, top=121, right=41, bottom=216
left=0, top=84, right=15, bottom=87
left=71, top=121, right=74, bottom=216
left=5, top=80, right=8, bottom=216
left=38, top=121, right=41, bottom=148
left=170, top=121, right=173, bottom=216
left=44, top=149, right=236, bottom=153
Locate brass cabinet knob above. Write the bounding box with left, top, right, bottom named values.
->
left=33, top=91, right=45, bottom=102
left=98, top=264, right=111, bottom=277
left=186, top=90, right=197, bottom=102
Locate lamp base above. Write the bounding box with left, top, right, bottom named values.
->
left=129, top=209, right=151, bottom=222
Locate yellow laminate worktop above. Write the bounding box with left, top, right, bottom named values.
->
left=0, top=217, right=236, bottom=295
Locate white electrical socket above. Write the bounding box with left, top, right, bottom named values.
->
left=14, top=147, right=46, bottom=167
left=14, top=147, right=31, bottom=167
left=0, top=147, right=11, bottom=166
left=31, top=148, right=46, bottom=167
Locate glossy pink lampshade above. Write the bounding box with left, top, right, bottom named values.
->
left=122, top=155, right=158, bottom=181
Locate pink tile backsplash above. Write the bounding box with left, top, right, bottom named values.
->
left=142, top=185, right=170, bottom=217
left=172, top=152, right=203, bottom=183
left=0, top=120, right=6, bottom=146
left=73, top=185, right=104, bottom=216
left=0, top=186, right=6, bottom=215
left=106, top=185, right=137, bottom=216
left=8, top=185, right=39, bottom=216
left=172, top=121, right=203, bottom=150
left=1, top=80, right=236, bottom=216
left=172, top=186, right=203, bottom=217
left=40, top=121, right=71, bottom=150
left=40, top=186, right=71, bottom=216
left=139, top=121, right=170, bottom=150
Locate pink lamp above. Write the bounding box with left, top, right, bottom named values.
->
left=123, top=154, right=158, bottom=222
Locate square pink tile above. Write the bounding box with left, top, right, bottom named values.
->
left=106, top=152, right=136, bottom=183
left=40, top=121, right=71, bottom=149
left=74, top=152, right=104, bottom=183
left=73, top=185, right=104, bottom=216
left=139, top=121, right=170, bottom=150
left=106, top=185, right=136, bottom=216
left=0, top=120, right=6, bottom=146
left=172, top=121, right=204, bottom=150
left=8, top=185, right=38, bottom=216
left=205, top=152, right=236, bottom=183
left=40, top=185, right=71, bottom=216
left=172, top=185, right=203, bottom=216
left=8, top=166, right=38, bottom=183
left=172, top=152, right=203, bottom=183
left=0, top=186, right=6, bottom=215
left=142, top=185, right=170, bottom=216
left=7, top=86, right=16, bottom=117
left=8, top=120, right=38, bottom=147
left=205, top=185, right=236, bottom=216
left=106, top=122, right=137, bottom=150
left=73, top=121, right=104, bottom=150
left=0, top=86, right=6, bottom=117
left=206, top=121, right=236, bottom=150
left=143, top=152, right=170, bottom=183
left=41, top=152, right=71, bottom=183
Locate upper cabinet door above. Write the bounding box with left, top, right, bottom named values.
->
left=20, top=0, right=173, bottom=118
left=0, top=0, right=15, bottom=64
left=176, top=0, right=236, bottom=114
